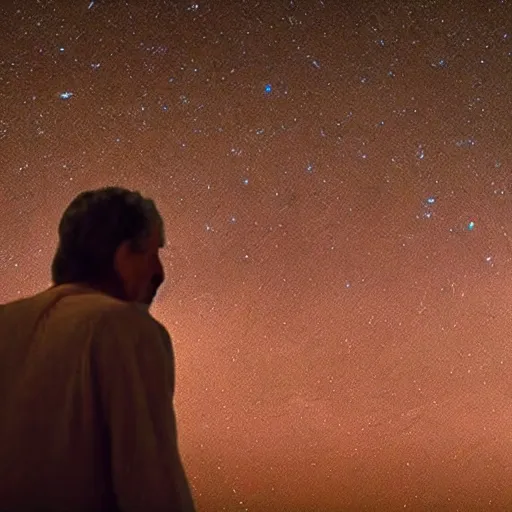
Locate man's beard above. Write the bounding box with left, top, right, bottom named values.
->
left=137, top=285, right=158, bottom=311
left=135, top=302, right=150, bottom=313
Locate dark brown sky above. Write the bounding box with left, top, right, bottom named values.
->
left=1, top=0, right=512, bottom=509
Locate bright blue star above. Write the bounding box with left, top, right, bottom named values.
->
left=264, top=84, right=272, bottom=94
left=59, top=92, right=73, bottom=100
left=467, top=221, right=475, bottom=231
left=456, top=138, right=476, bottom=148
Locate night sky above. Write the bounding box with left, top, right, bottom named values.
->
left=1, top=0, right=512, bottom=509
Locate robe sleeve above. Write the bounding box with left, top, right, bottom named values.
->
left=92, top=305, right=196, bottom=512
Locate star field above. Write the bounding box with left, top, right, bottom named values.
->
left=1, top=0, right=512, bottom=509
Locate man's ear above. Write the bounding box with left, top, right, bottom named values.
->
left=113, top=240, right=131, bottom=277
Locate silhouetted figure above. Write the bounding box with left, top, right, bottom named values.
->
left=0, top=187, right=196, bottom=512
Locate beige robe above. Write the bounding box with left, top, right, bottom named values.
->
left=0, top=284, right=196, bottom=512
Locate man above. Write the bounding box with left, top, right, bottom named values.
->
left=0, top=187, right=196, bottom=511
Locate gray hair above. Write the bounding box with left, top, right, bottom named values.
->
left=51, top=186, right=164, bottom=286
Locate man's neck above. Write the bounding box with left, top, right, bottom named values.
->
left=58, top=280, right=127, bottom=302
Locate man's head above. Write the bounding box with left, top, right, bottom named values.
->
left=51, top=187, right=165, bottom=306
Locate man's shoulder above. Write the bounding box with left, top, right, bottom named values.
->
left=97, top=301, right=159, bottom=332
left=92, top=305, right=174, bottom=373
left=1, top=285, right=172, bottom=348
left=95, top=301, right=172, bottom=348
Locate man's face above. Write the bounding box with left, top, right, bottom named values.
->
left=114, top=224, right=165, bottom=306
